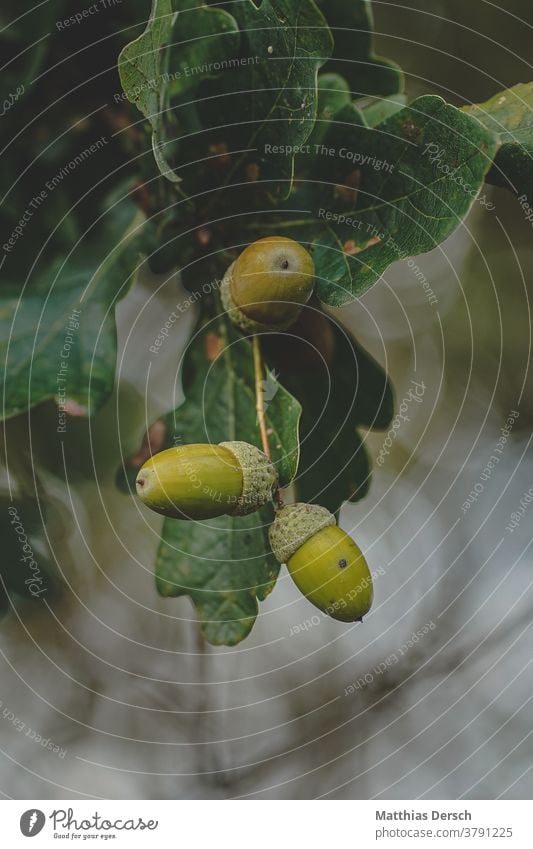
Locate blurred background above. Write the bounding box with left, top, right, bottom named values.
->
left=0, top=0, right=532, bottom=799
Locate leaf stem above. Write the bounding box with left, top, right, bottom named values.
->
left=252, top=334, right=284, bottom=509
left=252, top=335, right=270, bottom=457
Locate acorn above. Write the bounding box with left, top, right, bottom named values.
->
left=136, top=442, right=277, bottom=520
left=269, top=503, right=373, bottom=622
left=221, top=236, right=315, bottom=332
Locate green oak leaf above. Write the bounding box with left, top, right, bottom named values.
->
left=316, top=74, right=352, bottom=121
left=157, top=506, right=278, bottom=645
left=276, top=95, right=498, bottom=305
left=306, top=73, right=351, bottom=151
left=462, top=83, right=533, bottom=204
left=0, top=0, right=64, bottom=102
left=262, top=309, right=393, bottom=514
left=358, top=93, right=407, bottom=127
left=312, top=225, right=359, bottom=295
left=167, top=0, right=239, bottom=96
left=299, top=426, right=371, bottom=515
left=316, top=0, right=403, bottom=97
left=119, top=0, right=239, bottom=181
left=203, top=0, right=332, bottom=199
left=162, top=316, right=301, bottom=485
left=119, top=0, right=180, bottom=181
left=154, top=313, right=301, bottom=645
left=0, top=195, right=147, bottom=420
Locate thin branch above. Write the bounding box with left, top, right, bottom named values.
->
left=252, top=334, right=284, bottom=509
left=252, top=334, right=271, bottom=458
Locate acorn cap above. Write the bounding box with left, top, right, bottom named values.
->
left=221, top=441, right=277, bottom=515
left=269, top=502, right=336, bottom=564
left=221, top=263, right=297, bottom=333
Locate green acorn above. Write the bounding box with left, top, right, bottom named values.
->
left=221, top=236, right=315, bottom=332
left=269, top=503, right=373, bottom=622
left=136, top=442, right=277, bottom=520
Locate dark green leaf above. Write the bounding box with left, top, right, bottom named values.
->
left=462, top=83, right=533, bottom=203
left=306, top=73, right=351, bottom=150
left=358, top=93, right=407, bottom=127
left=157, top=505, right=278, bottom=645
left=163, top=316, right=301, bottom=485
left=154, top=313, right=301, bottom=644
left=263, top=308, right=393, bottom=514
left=203, top=0, right=332, bottom=199
left=297, top=95, right=498, bottom=305
left=313, top=225, right=357, bottom=294
left=298, top=426, right=371, bottom=515
left=261, top=366, right=302, bottom=486
left=0, top=195, right=147, bottom=420
left=316, top=73, right=352, bottom=121
left=167, top=0, right=239, bottom=96
left=119, top=0, right=180, bottom=181
left=316, top=0, right=403, bottom=97
left=0, top=0, right=64, bottom=101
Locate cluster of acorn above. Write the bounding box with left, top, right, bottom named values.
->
left=136, top=237, right=373, bottom=623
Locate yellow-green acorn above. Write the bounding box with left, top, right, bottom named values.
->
left=136, top=442, right=277, bottom=520
left=269, top=503, right=373, bottom=622
left=221, top=236, right=315, bottom=332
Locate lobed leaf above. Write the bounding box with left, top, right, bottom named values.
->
left=154, top=312, right=301, bottom=644
left=156, top=505, right=278, bottom=645
left=462, top=83, right=533, bottom=204
left=262, top=309, right=393, bottom=514
left=0, top=196, right=147, bottom=420
left=316, top=0, right=403, bottom=97
left=358, top=93, right=407, bottom=128
left=163, top=316, right=301, bottom=485
left=305, top=72, right=351, bottom=151
left=279, top=95, right=500, bottom=305
left=119, top=0, right=180, bottom=181
left=202, top=0, right=333, bottom=199
left=167, top=0, right=240, bottom=96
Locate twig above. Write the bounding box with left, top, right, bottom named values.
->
left=252, top=335, right=271, bottom=457
left=252, top=334, right=284, bottom=509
